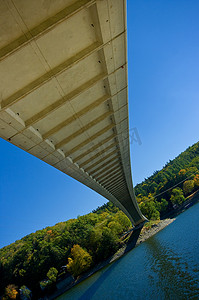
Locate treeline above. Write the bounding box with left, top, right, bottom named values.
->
left=0, top=203, right=131, bottom=298
left=0, top=141, right=199, bottom=299
left=135, top=141, right=199, bottom=220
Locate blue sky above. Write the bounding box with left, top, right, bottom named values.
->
left=128, top=0, right=199, bottom=182
left=0, top=0, right=199, bottom=248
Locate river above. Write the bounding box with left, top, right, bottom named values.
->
left=57, top=201, right=199, bottom=299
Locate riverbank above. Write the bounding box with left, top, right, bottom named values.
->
left=51, top=199, right=199, bottom=299
left=166, top=189, right=199, bottom=218
left=103, top=190, right=199, bottom=265
left=49, top=218, right=174, bottom=299
left=108, top=218, right=175, bottom=264
left=48, top=190, right=199, bottom=299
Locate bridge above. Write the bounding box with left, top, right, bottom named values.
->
left=0, top=0, right=146, bottom=226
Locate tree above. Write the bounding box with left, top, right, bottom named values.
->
left=170, top=188, right=185, bottom=207
left=19, top=285, right=32, bottom=299
left=178, top=169, right=186, bottom=177
left=155, top=198, right=168, bottom=213
left=108, top=221, right=123, bottom=235
left=88, top=228, right=102, bottom=257
left=189, top=156, right=199, bottom=169
left=183, top=180, right=195, bottom=196
left=96, top=227, right=119, bottom=260
left=115, top=211, right=131, bottom=230
left=194, top=174, right=199, bottom=188
left=185, top=167, right=198, bottom=178
left=47, top=267, right=58, bottom=283
left=4, top=284, right=18, bottom=299
left=139, top=200, right=160, bottom=220
left=67, top=245, right=92, bottom=278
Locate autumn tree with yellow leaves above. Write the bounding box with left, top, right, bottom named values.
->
left=4, top=284, right=18, bottom=300
left=67, top=244, right=92, bottom=278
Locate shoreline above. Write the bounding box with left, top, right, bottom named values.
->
left=49, top=190, right=199, bottom=299
left=110, top=218, right=175, bottom=264
left=49, top=218, right=175, bottom=299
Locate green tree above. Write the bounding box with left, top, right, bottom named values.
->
left=96, top=227, right=119, bottom=260
left=88, top=228, right=102, bottom=257
left=155, top=198, right=168, bottom=213
left=108, top=221, right=123, bottom=235
left=170, top=188, right=185, bottom=207
left=189, top=156, right=199, bottom=169
left=183, top=180, right=195, bottom=196
left=47, top=267, right=58, bottom=283
left=194, top=174, right=199, bottom=188
left=115, top=211, right=131, bottom=230
left=139, top=200, right=160, bottom=220
left=67, top=245, right=92, bottom=278
left=185, top=167, right=198, bottom=179
left=19, top=285, right=31, bottom=299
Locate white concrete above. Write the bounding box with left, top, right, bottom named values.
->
left=0, top=0, right=146, bottom=225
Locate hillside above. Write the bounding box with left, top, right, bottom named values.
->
left=135, top=141, right=199, bottom=219
left=0, top=141, right=198, bottom=299
left=0, top=203, right=131, bottom=298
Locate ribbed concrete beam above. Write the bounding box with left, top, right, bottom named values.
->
left=73, top=133, right=116, bottom=163
left=0, top=0, right=96, bottom=60
left=0, top=0, right=146, bottom=226
left=65, top=123, right=116, bottom=156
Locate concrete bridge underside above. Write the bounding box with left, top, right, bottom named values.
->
left=0, top=0, right=146, bottom=225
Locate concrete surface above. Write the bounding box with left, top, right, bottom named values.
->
left=0, top=0, right=146, bottom=225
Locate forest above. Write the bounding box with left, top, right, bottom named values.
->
left=0, top=204, right=131, bottom=299
left=135, top=141, right=199, bottom=220
left=0, top=141, right=198, bottom=299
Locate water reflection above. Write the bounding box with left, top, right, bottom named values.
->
left=146, top=237, right=199, bottom=299
left=78, top=228, right=142, bottom=300
left=57, top=203, right=199, bottom=300
left=78, top=259, right=120, bottom=300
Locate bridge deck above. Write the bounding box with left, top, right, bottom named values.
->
left=0, top=0, right=146, bottom=225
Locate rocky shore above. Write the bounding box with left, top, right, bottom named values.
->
left=137, top=218, right=175, bottom=244
left=109, top=218, right=175, bottom=264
